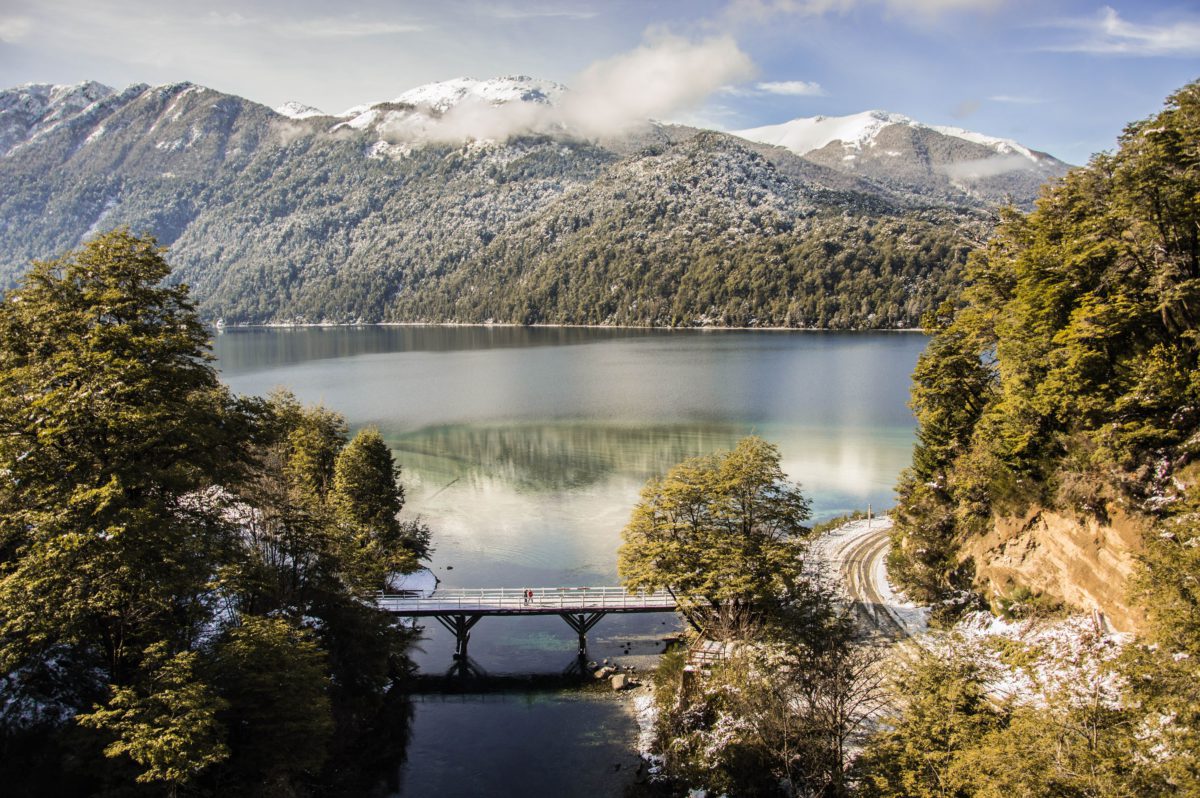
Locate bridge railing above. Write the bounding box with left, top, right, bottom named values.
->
left=376, top=585, right=678, bottom=612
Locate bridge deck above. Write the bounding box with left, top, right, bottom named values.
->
left=377, top=586, right=678, bottom=617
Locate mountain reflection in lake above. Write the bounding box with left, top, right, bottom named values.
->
left=213, top=326, right=926, bottom=796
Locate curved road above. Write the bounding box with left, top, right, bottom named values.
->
left=816, top=517, right=916, bottom=639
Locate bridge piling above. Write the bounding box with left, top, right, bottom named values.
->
left=560, top=612, right=606, bottom=655
left=433, top=614, right=482, bottom=660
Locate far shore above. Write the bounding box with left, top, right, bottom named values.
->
left=211, top=320, right=928, bottom=334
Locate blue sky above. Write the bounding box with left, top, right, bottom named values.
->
left=1, top=0, right=1196, bottom=164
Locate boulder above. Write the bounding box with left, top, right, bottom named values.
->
left=610, top=673, right=628, bottom=691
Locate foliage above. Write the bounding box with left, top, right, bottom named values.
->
left=0, top=233, right=427, bottom=794
left=77, top=643, right=228, bottom=796
left=855, top=643, right=1155, bottom=798
left=206, top=616, right=333, bottom=792
left=855, top=648, right=1002, bottom=798
left=890, top=79, right=1200, bottom=604
left=0, top=228, right=256, bottom=726
left=628, top=434, right=882, bottom=797
left=618, top=436, right=812, bottom=633
left=648, top=603, right=885, bottom=797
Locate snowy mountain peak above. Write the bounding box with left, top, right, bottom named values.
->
left=393, top=75, right=566, bottom=113
left=734, top=110, right=1042, bottom=165
left=275, top=101, right=326, bottom=119
left=2, top=81, right=114, bottom=115
left=340, top=75, right=568, bottom=118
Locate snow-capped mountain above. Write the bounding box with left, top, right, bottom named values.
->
left=735, top=110, right=1039, bottom=162
left=0, top=81, right=116, bottom=154
left=390, top=75, right=565, bottom=114
left=734, top=110, right=1070, bottom=205
left=274, top=101, right=326, bottom=119
left=330, top=76, right=568, bottom=142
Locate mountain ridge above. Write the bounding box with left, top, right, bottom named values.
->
left=0, top=77, right=1066, bottom=327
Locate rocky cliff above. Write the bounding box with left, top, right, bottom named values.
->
left=963, top=507, right=1148, bottom=632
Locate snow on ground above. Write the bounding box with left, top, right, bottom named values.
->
left=385, top=566, right=438, bottom=597
left=734, top=111, right=915, bottom=156
left=393, top=75, right=565, bottom=114
left=942, top=611, right=1129, bottom=707
left=811, top=515, right=930, bottom=636
left=812, top=516, right=1123, bottom=706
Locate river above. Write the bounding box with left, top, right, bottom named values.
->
left=213, top=326, right=926, bottom=796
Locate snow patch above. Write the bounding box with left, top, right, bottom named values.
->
left=734, top=109, right=1048, bottom=167
left=944, top=611, right=1129, bottom=708
left=275, top=100, right=326, bottom=119
left=385, top=567, right=437, bottom=597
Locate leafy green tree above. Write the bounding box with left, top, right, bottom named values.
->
left=332, top=427, right=430, bottom=587
left=0, top=228, right=257, bottom=719
left=0, top=232, right=426, bottom=794
left=77, top=643, right=228, bottom=797
left=617, top=436, right=812, bottom=633
left=207, top=616, right=333, bottom=793
left=855, top=648, right=1002, bottom=798
left=889, top=79, right=1200, bottom=604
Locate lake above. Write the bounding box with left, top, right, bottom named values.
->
left=213, top=325, right=926, bottom=796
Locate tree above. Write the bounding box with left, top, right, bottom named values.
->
left=889, top=79, right=1200, bottom=604
left=0, top=232, right=427, bottom=794
left=617, top=436, right=812, bottom=633
left=0, top=229, right=258, bottom=789
left=855, top=648, right=1002, bottom=798
left=77, top=643, right=229, bottom=798
left=332, top=427, right=430, bottom=588
left=207, top=616, right=333, bottom=794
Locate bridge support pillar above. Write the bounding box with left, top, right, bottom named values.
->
left=560, top=612, right=606, bottom=656
left=434, top=614, right=482, bottom=660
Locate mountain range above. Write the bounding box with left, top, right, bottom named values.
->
left=0, top=76, right=1073, bottom=326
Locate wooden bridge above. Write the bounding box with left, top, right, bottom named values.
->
left=378, top=586, right=680, bottom=659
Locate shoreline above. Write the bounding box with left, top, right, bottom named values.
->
left=213, top=320, right=928, bottom=334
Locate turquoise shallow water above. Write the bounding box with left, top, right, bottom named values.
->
left=213, top=325, right=926, bottom=796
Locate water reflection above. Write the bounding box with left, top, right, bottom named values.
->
left=212, top=327, right=925, bottom=671
left=211, top=326, right=926, bottom=797
left=214, top=325, right=667, bottom=374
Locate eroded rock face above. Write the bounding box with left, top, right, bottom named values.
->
left=962, top=507, right=1147, bottom=632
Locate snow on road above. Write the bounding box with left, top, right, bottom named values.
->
left=812, top=515, right=929, bottom=637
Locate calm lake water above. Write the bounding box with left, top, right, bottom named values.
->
left=213, top=325, right=926, bottom=796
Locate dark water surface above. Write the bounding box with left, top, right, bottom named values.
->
left=213, top=325, right=926, bottom=796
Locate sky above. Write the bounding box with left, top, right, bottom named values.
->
left=0, top=0, right=1197, bottom=164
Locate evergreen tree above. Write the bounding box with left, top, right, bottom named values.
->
left=0, top=232, right=426, bottom=794
left=889, top=79, right=1200, bottom=603
left=617, top=436, right=812, bottom=633
left=0, top=230, right=258, bottom=787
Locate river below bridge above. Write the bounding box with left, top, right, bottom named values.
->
left=213, top=325, right=924, bottom=797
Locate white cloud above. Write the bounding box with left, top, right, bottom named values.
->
left=0, top=15, right=33, bottom=42
left=485, top=6, right=599, bottom=20
left=385, top=33, right=756, bottom=143
left=940, top=153, right=1034, bottom=180
left=988, top=94, right=1046, bottom=104
left=724, top=0, right=1003, bottom=21
left=563, top=33, right=756, bottom=136
left=274, top=18, right=426, bottom=39
left=756, top=80, right=825, bottom=96
left=1045, top=6, right=1200, bottom=56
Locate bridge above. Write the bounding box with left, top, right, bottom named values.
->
left=378, top=586, right=680, bottom=660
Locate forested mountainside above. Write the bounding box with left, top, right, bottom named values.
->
left=889, top=80, right=1200, bottom=627
left=0, top=78, right=1061, bottom=327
